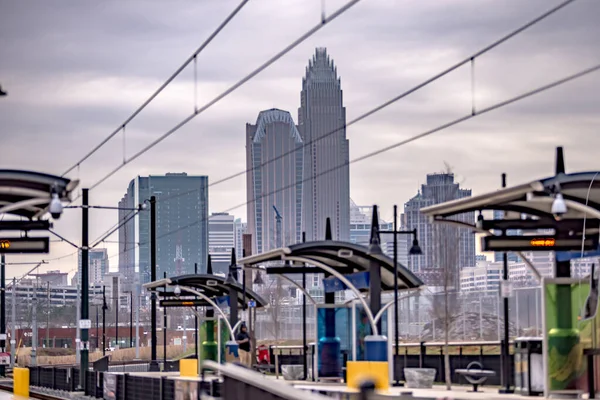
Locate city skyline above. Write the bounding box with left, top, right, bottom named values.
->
left=2, top=1, right=599, bottom=276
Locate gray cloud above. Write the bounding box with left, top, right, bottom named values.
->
left=1, top=0, right=599, bottom=275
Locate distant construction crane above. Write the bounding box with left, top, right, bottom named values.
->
left=273, top=205, right=282, bottom=249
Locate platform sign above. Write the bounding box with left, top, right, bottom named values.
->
left=0, top=237, right=50, bottom=254
left=0, top=352, right=10, bottom=366
left=160, top=299, right=205, bottom=307
left=482, top=235, right=598, bottom=252
left=79, top=319, right=92, bottom=329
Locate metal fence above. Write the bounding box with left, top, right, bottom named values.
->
left=248, top=286, right=542, bottom=343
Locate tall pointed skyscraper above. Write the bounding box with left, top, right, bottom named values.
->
left=298, top=48, right=350, bottom=241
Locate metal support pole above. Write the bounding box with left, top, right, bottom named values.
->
left=46, top=282, right=50, bottom=348
left=242, top=250, right=247, bottom=321
left=31, top=291, right=37, bottom=367
left=183, top=315, right=187, bottom=353
left=302, top=271, right=308, bottom=375
left=392, top=205, right=402, bottom=386
left=149, top=196, right=159, bottom=371
left=0, top=254, right=5, bottom=377
left=163, top=271, right=167, bottom=364
left=135, top=290, right=140, bottom=358
left=130, top=291, right=133, bottom=348
left=10, top=278, right=15, bottom=367
left=194, top=262, right=198, bottom=361
left=115, top=293, right=119, bottom=349
left=229, top=268, right=239, bottom=329
left=80, top=188, right=90, bottom=391
left=102, top=286, right=106, bottom=357
left=499, top=174, right=513, bottom=394
left=302, top=250, right=307, bottom=379
left=76, top=284, right=80, bottom=363
left=95, top=306, right=99, bottom=351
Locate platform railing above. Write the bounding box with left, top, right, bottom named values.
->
left=202, top=360, right=329, bottom=400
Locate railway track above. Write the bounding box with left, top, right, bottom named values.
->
left=0, top=382, right=72, bottom=400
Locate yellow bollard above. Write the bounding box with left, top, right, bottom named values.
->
left=13, top=367, right=29, bottom=398
left=346, top=361, right=389, bottom=391
left=179, top=359, right=198, bottom=377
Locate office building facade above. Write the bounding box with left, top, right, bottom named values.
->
left=298, top=48, right=350, bottom=242
left=118, top=173, right=209, bottom=284
left=234, top=218, right=247, bottom=260
left=246, top=108, right=303, bottom=254
left=208, top=213, right=235, bottom=275
left=403, top=173, right=476, bottom=284
left=75, top=248, right=108, bottom=286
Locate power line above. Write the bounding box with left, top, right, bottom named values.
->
left=115, top=0, right=578, bottom=205
left=91, top=209, right=140, bottom=248
left=101, top=63, right=600, bottom=265
left=61, top=0, right=251, bottom=177
left=87, top=0, right=363, bottom=191
left=209, top=0, right=579, bottom=188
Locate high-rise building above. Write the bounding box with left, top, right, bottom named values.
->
left=403, top=173, right=476, bottom=284
left=298, top=48, right=350, bottom=242
left=246, top=108, right=303, bottom=254
left=208, top=213, right=235, bottom=275
left=76, top=248, right=108, bottom=286
left=118, top=173, right=209, bottom=284
left=234, top=218, right=247, bottom=260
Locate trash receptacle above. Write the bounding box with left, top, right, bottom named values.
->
left=515, top=337, right=544, bottom=396
left=365, top=335, right=388, bottom=362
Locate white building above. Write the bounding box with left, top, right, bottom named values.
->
left=74, top=248, right=108, bottom=286
left=234, top=218, right=247, bottom=260
left=209, top=213, right=235, bottom=275
left=460, top=260, right=502, bottom=292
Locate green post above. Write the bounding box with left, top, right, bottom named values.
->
left=202, top=309, right=217, bottom=362
left=547, top=262, right=581, bottom=390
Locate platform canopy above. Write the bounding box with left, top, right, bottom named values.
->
left=420, top=148, right=600, bottom=262
left=238, top=241, right=423, bottom=292
left=421, top=171, right=600, bottom=224
left=153, top=274, right=268, bottom=308
left=0, top=169, right=78, bottom=219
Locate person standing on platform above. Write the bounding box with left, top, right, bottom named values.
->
left=236, top=323, right=252, bottom=367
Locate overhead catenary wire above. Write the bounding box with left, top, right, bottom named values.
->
left=112, top=0, right=578, bottom=205
left=207, top=0, right=579, bottom=189
left=60, top=0, right=251, bottom=177
left=100, top=63, right=600, bottom=264
left=87, top=0, right=363, bottom=191
left=46, top=0, right=583, bottom=264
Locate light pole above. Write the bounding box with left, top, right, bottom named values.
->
left=379, top=206, right=422, bottom=386
left=129, top=291, right=133, bottom=348
left=115, top=293, right=119, bottom=349
left=102, top=286, right=107, bottom=356
left=0, top=254, right=5, bottom=377
left=79, top=188, right=89, bottom=391
left=499, top=173, right=514, bottom=394
left=149, top=196, right=159, bottom=371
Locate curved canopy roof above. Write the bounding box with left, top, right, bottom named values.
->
left=238, top=241, right=423, bottom=292
left=421, top=171, right=600, bottom=224
left=162, top=274, right=267, bottom=308
left=0, top=169, right=78, bottom=219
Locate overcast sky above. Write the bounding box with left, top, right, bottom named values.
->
left=1, top=0, right=599, bottom=278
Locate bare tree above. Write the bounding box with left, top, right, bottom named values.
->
left=260, top=275, right=287, bottom=341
